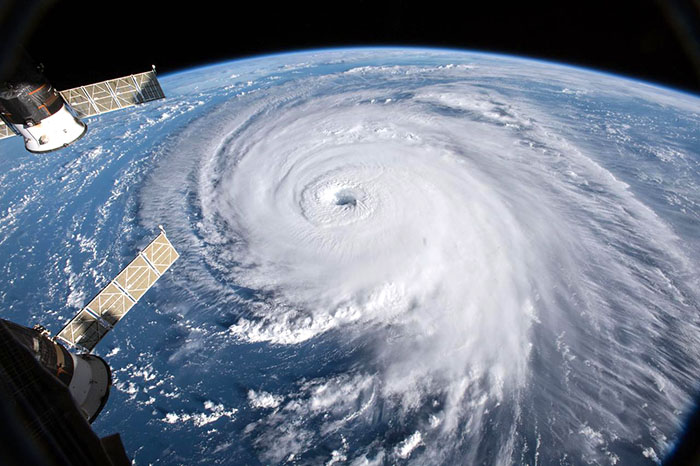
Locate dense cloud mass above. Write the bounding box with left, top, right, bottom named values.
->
left=1, top=49, right=698, bottom=464
left=136, top=51, right=700, bottom=464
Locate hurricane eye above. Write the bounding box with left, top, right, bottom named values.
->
left=334, top=189, right=357, bottom=207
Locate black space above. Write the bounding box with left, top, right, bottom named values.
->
left=4, top=0, right=699, bottom=94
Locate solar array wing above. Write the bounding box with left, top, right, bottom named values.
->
left=84, top=282, right=135, bottom=327
left=141, top=233, right=180, bottom=275
left=59, top=69, right=166, bottom=118
left=56, top=309, right=110, bottom=351
left=56, top=230, right=178, bottom=352
left=0, top=120, right=13, bottom=140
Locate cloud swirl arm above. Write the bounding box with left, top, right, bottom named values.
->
left=137, top=52, right=700, bottom=464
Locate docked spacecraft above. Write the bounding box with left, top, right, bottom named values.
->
left=1, top=228, right=178, bottom=423
left=0, top=53, right=165, bottom=152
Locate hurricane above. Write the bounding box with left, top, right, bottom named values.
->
left=2, top=49, right=699, bottom=464
left=132, top=51, right=700, bottom=464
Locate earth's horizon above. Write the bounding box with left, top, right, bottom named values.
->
left=165, top=46, right=700, bottom=99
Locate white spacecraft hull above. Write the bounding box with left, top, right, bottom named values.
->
left=16, top=104, right=87, bottom=153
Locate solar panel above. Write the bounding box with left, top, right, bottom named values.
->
left=114, top=255, right=160, bottom=302
left=0, top=120, right=13, bottom=140
left=84, top=282, right=135, bottom=327
left=141, top=233, right=180, bottom=275
left=59, top=69, right=166, bottom=118
left=56, top=230, right=178, bottom=352
left=56, top=309, right=110, bottom=352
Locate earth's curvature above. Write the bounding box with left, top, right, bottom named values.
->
left=0, top=48, right=699, bottom=465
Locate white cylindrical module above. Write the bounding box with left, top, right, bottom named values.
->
left=0, top=55, right=87, bottom=153
left=14, top=103, right=87, bottom=153
left=67, top=353, right=112, bottom=423
left=0, top=319, right=112, bottom=423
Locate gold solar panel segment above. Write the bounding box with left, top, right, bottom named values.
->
left=0, top=120, right=13, bottom=140
left=56, top=229, right=178, bottom=352
left=114, top=254, right=159, bottom=302
left=111, top=77, right=141, bottom=107
left=86, top=82, right=120, bottom=114
left=60, top=87, right=96, bottom=117
left=85, top=282, right=135, bottom=327
left=142, top=232, right=180, bottom=275
left=57, top=309, right=111, bottom=352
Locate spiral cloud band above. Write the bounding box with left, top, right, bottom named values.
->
left=139, top=52, right=700, bottom=464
